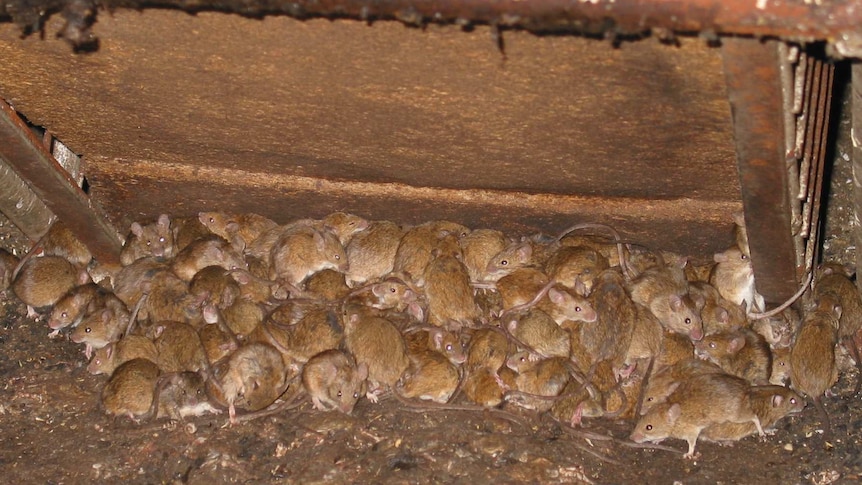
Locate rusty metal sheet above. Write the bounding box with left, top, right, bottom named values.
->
left=0, top=98, right=123, bottom=264
left=721, top=38, right=798, bottom=305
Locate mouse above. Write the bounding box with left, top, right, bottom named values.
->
left=71, top=297, right=130, bottom=359
left=112, top=258, right=171, bottom=321
left=206, top=341, right=290, bottom=424
left=627, top=259, right=704, bottom=341
left=198, top=211, right=278, bottom=251
left=624, top=303, right=664, bottom=370
left=485, top=240, right=544, bottom=282
left=581, top=268, right=637, bottom=372
left=404, top=326, right=467, bottom=365
left=465, top=327, right=511, bottom=374
left=269, top=226, right=348, bottom=288
left=143, top=271, right=206, bottom=327
left=320, top=212, right=370, bottom=247
left=253, top=307, right=343, bottom=364
left=462, top=365, right=518, bottom=408
left=751, top=307, right=801, bottom=349
left=189, top=265, right=241, bottom=311
left=393, top=220, right=470, bottom=284
left=639, top=358, right=725, bottom=416
left=12, top=255, right=87, bottom=318
left=769, top=347, right=792, bottom=386
left=199, top=320, right=240, bottom=365
left=503, top=351, right=570, bottom=412
left=504, top=308, right=570, bottom=358
left=700, top=385, right=805, bottom=443
left=0, top=248, right=19, bottom=293
left=688, top=281, right=747, bottom=336
left=709, top=246, right=764, bottom=313
left=813, top=261, right=862, bottom=393
left=48, top=282, right=110, bottom=335
left=171, top=216, right=215, bottom=254
left=100, top=358, right=161, bottom=421
left=120, top=214, right=174, bottom=266
left=151, top=321, right=210, bottom=374
left=221, top=299, right=265, bottom=339
left=343, top=220, right=405, bottom=288
left=342, top=304, right=410, bottom=402
left=302, top=349, right=368, bottom=414
left=423, top=251, right=481, bottom=329
left=693, top=328, right=772, bottom=385
left=21, top=220, right=93, bottom=269
left=732, top=211, right=750, bottom=258
left=494, top=267, right=551, bottom=312
left=544, top=245, right=609, bottom=296
left=789, top=293, right=841, bottom=431
left=152, top=371, right=222, bottom=421
left=459, top=228, right=508, bottom=283
left=304, top=268, right=351, bottom=301
left=396, top=347, right=461, bottom=404
left=630, top=372, right=763, bottom=458
left=87, top=334, right=159, bottom=376
left=172, top=234, right=247, bottom=282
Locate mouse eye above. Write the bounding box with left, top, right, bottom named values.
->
left=337, top=390, right=343, bottom=397
left=353, top=392, right=360, bottom=399
left=146, top=240, right=152, bottom=247
left=500, top=260, right=508, bottom=266
left=334, top=254, right=341, bottom=260
left=209, top=217, right=215, bottom=224
left=709, top=342, right=716, bottom=349
left=684, top=318, right=692, bottom=325
left=85, top=327, right=92, bottom=333
left=645, top=424, right=653, bottom=431
left=583, top=269, right=591, bottom=275
left=790, top=398, right=796, bottom=404
left=390, top=286, right=397, bottom=293
left=159, top=237, right=166, bottom=243
left=740, top=254, right=748, bottom=260
left=61, top=311, right=68, bottom=318
left=575, top=306, right=582, bottom=312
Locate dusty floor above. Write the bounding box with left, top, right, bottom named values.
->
left=0, top=57, right=860, bottom=485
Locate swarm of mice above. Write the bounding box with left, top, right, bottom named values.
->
left=0, top=210, right=858, bottom=459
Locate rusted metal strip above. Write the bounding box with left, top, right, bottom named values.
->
left=803, top=57, right=834, bottom=275
left=4, top=0, right=862, bottom=53
left=0, top=157, right=55, bottom=241
left=722, top=38, right=798, bottom=305
left=0, top=99, right=122, bottom=264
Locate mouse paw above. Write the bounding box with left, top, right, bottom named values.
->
left=366, top=390, right=380, bottom=404
left=683, top=451, right=701, bottom=460
left=47, top=329, right=61, bottom=339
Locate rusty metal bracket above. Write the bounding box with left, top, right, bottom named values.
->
left=0, top=99, right=122, bottom=264
left=722, top=38, right=799, bottom=305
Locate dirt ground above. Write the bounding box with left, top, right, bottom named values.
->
left=0, top=61, right=860, bottom=485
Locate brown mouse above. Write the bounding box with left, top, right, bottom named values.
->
left=189, top=265, right=241, bottom=310
left=544, top=245, right=609, bottom=296
left=627, top=260, right=704, bottom=341
left=462, top=365, right=518, bottom=408
left=700, top=385, right=805, bottom=442
left=48, top=283, right=109, bottom=334
left=342, top=304, right=410, bottom=402
left=460, top=228, right=508, bottom=283
left=640, top=358, right=724, bottom=416
left=252, top=307, right=342, bottom=365
left=113, top=258, right=171, bottom=320
left=71, top=297, right=130, bottom=359
left=422, top=251, right=481, bottom=329
left=172, top=234, right=247, bottom=282
left=222, top=299, right=265, bottom=339
left=624, top=303, right=664, bottom=369
left=0, top=248, right=19, bottom=293
left=144, top=271, right=206, bottom=327
left=151, top=321, right=210, bottom=374
left=813, top=261, right=862, bottom=392
left=100, top=358, right=161, bottom=420
left=198, top=211, right=278, bottom=251
left=404, top=326, right=467, bottom=365
left=504, top=308, right=570, bottom=358
left=206, top=341, right=291, bottom=423
left=751, top=307, right=801, bottom=349
left=709, top=246, right=764, bottom=312
left=120, top=214, right=174, bottom=266
left=494, top=267, right=550, bottom=311
left=396, top=348, right=461, bottom=404
left=694, top=328, right=772, bottom=385
left=485, top=240, right=544, bottom=282
left=171, top=216, right=215, bottom=253
left=732, top=211, right=750, bottom=258
left=304, top=268, right=351, bottom=301
left=302, top=349, right=368, bottom=414
left=199, top=321, right=240, bottom=365
left=321, top=212, right=370, bottom=247
left=581, top=269, right=636, bottom=372
left=689, top=281, right=747, bottom=336
left=393, top=220, right=470, bottom=283
left=465, top=327, right=511, bottom=373
left=630, top=372, right=762, bottom=458
left=18, top=220, right=92, bottom=269
left=769, top=347, right=792, bottom=386
left=789, top=293, right=841, bottom=430
left=503, top=351, right=570, bottom=412
left=12, top=255, right=86, bottom=318
left=270, top=226, right=348, bottom=288
left=344, top=220, right=405, bottom=287
left=153, top=371, right=222, bottom=421
left=87, top=334, right=159, bottom=376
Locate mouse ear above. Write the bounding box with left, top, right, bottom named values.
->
left=157, top=214, right=171, bottom=229
left=130, top=222, right=144, bottom=238
left=548, top=287, right=564, bottom=305
left=713, top=251, right=728, bottom=264
left=669, top=294, right=683, bottom=311
left=728, top=336, right=746, bottom=353
left=356, top=362, right=368, bottom=380
left=666, top=403, right=682, bottom=423
left=517, top=243, right=532, bottom=262
left=312, top=230, right=325, bottom=251
left=771, top=394, right=785, bottom=408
